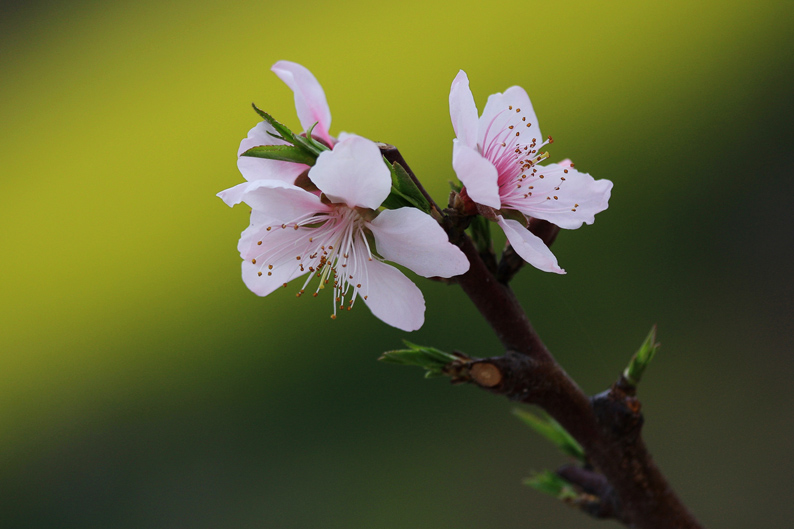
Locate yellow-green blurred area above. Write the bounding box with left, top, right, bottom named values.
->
left=1, top=0, right=792, bottom=526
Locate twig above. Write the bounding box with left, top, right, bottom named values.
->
left=385, top=146, right=704, bottom=529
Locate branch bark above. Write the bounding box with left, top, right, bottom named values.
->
left=381, top=145, right=704, bottom=529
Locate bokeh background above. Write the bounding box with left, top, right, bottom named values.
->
left=1, top=0, right=792, bottom=527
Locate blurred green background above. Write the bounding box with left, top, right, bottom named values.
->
left=1, top=0, right=792, bottom=527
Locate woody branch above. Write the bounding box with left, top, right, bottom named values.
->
left=381, top=145, right=704, bottom=529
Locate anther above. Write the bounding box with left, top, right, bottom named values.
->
left=257, top=272, right=262, bottom=276
left=257, top=241, right=262, bottom=245
left=564, top=169, right=569, bottom=173
left=251, top=259, right=256, bottom=264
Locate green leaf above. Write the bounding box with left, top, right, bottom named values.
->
left=524, top=471, right=578, bottom=500
left=240, top=144, right=317, bottom=165
left=383, top=161, right=431, bottom=213
left=379, top=341, right=459, bottom=377
left=623, top=325, right=660, bottom=387
left=251, top=103, right=324, bottom=157
left=304, top=122, right=331, bottom=152
left=251, top=104, right=297, bottom=143
left=513, top=408, right=586, bottom=463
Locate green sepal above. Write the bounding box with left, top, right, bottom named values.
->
left=379, top=341, right=459, bottom=378
left=380, top=161, right=431, bottom=213
left=303, top=122, right=331, bottom=153
left=467, top=214, right=492, bottom=255
left=250, top=104, right=326, bottom=157
left=251, top=103, right=298, bottom=143
left=623, top=325, right=660, bottom=387
left=524, top=471, right=578, bottom=500
left=240, top=144, right=317, bottom=165
left=513, top=408, right=586, bottom=463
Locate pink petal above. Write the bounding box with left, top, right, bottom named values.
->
left=241, top=254, right=308, bottom=297
left=308, top=135, right=391, bottom=210
left=237, top=121, right=289, bottom=156
left=237, top=122, right=309, bottom=184
left=449, top=70, right=479, bottom=149
left=238, top=218, right=316, bottom=296
left=217, top=181, right=252, bottom=207
left=504, top=163, right=613, bottom=230
left=452, top=140, right=501, bottom=208
left=359, top=259, right=425, bottom=331
left=497, top=216, right=565, bottom=274
left=220, top=179, right=330, bottom=222
left=478, top=86, right=542, bottom=154
left=368, top=208, right=470, bottom=278
left=271, top=61, right=333, bottom=146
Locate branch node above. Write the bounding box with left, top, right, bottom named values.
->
left=470, top=362, right=502, bottom=387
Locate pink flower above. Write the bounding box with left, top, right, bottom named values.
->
left=219, top=134, right=470, bottom=332
left=237, top=61, right=335, bottom=185
left=449, top=70, right=613, bottom=274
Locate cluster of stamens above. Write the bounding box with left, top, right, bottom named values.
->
left=482, top=105, right=580, bottom=214
left=248, top=207, right=373, bottom=319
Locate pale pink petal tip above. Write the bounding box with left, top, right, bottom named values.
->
left=449, top=70, right=479, bottom=149
left=271, top=60, right=333, bottom=145
left=497, top=216, right=565, bottom=274
left=360, top=259, right=426, bottom=331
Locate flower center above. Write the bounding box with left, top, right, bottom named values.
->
left=479, top=104, right=583, bottom=213
left=253, top=205, right=373, bottom=319
left=479, top=105, right=552, bottom=194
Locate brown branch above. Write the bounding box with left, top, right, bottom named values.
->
left=381, top=147, right=704, bottom=529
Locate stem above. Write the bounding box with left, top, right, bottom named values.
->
left=385, top=147, right=704, bottom=529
